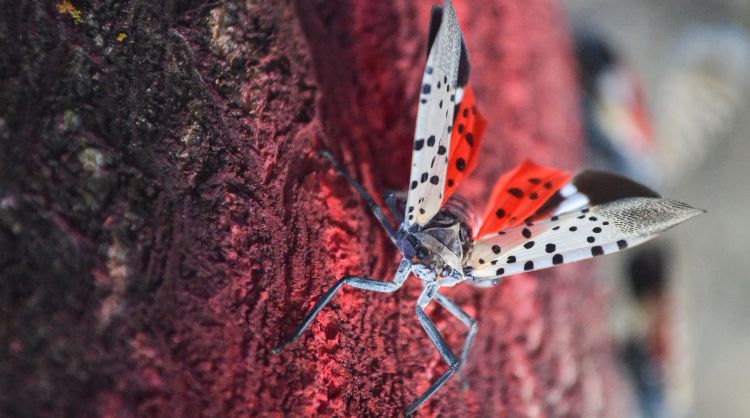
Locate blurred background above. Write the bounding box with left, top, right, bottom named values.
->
left=563, top=0, right=750, bottom=417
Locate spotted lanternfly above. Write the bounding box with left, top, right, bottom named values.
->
left=273, top=1, right=704, bottom=415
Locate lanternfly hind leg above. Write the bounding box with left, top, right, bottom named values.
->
left=405, top=285, right=460, bottom=416
left=273, top=259, right=411, bottom=354
left=319, top=150, right=399, bottom=244
left=435, top=292, right=477, bottom=390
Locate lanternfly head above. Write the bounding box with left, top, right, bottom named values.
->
left=399, top=233, right=447, bottom=279
left=398, top=234, right=427, bottom=264
left=408, top=229, right=466, bottom=283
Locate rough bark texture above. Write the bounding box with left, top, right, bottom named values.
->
left=0, top=1, right=626, bottom=417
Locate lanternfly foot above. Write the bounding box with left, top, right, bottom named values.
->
left=273, top=265, right=410, bottom=354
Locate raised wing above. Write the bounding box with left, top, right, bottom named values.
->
left=405, top=0, right=463, bottom=226
left=466, top=171, right=704, bottom=284
left=473, top=160, right=572, bottom=238
left=468, top=198, right=703, bottom=283
left=442, top=86, right=487, bottom=205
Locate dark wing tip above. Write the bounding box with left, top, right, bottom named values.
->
left=457, top=38, right=470, bottom=88
left=426, top=2, right=469, bottom=88
left=426, top=5, right=444, bottom=57
left=573, top=170, right=660, bottom=205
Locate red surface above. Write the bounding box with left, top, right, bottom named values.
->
left=266, top=1, right=625, bottom=416
left=0, top=0, right=628, bottom=417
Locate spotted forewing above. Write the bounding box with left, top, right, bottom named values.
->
left=405, top=1, right=463, bottom=226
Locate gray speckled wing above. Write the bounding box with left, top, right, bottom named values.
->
left=405, top=0, right=462, bottom=227
left=468, top=197, right=704, bottom=281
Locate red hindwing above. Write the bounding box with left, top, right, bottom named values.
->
left=474, top=160, right=571, bottom=238
left=442, top=86, right=487, bottom=205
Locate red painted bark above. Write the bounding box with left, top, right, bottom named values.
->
left=0, top=0, right=626, bottom=417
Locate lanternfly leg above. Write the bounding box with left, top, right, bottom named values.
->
left=273, top=259, right=411, bottom=354
left=383, top=189, right=405, bottom=225
left=319, top=150, right=399, bottom=245
left=406, top=285, right=460, bottom=416
left=434, top=292, right=477, bottom=390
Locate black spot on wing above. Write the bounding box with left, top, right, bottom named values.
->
left=532, top=192, right=564, bottom=218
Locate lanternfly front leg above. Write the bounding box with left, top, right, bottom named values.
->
left=318, top=149, right=399, bottom=245
left=405, top=285, right=460, bottom=416
left=383, top=189, right=408, bottom=225
left=434, top=292, right=477, bottom=390
left=273, top=259, right=411, bottom=354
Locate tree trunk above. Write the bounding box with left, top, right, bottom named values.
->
left=0, top=0, right=627, bottom=416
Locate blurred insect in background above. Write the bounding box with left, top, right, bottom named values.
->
left=274, top=1, right=704, bottom=415
left=574, top=25, right=749, bottom=418
left=575, top=31, right=672, bottom=418
left=575, top=30, right=658, bottom=186
left=574, top=26, right=750, bottom=188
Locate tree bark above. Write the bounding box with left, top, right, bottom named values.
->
left=0, top=0, right=627, bottom=417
